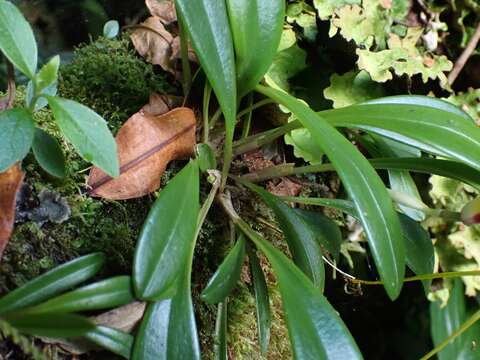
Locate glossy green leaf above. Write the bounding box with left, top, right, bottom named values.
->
left=0, top=253, right=104, bottom=315
left=249, top=183, right=325, bottom=290
left=294, top=208, right=343, bottom=262
left=5, top=313, right=94, bottom=338
left=248, top=246, right=271, bottom=354
left=371, top=158, right=480, bottom=190
left=430, top=280, right=478, bottom=360
left=134, top=161, right=199, bottom=300
left=174, top=0, right=236, bottom=156
left=201, top=235, right=246, bottom=304
left=195, top=143, right=217, bottom=172
left=0, top=108, right=34, bottom=172
left=132, top=274, right=200, bottom=360
left=257, top=84, right=405, bottom=300
left=0, top=0, right=37, bottom=78
left=32, top=128, right=65, bottom=178
left=46, top=96, right=119, bottom=177
left=282, top=197, right=434, bottom=289
left=234, top=216, right=362, bottom=359
left=214, top=302, right=228, bottom=360
left=85, top=326, right=133, bottom=359
left=373, top=135, right=424, bottom=221
left=397, top=214, right=434, bottom=293
left=320, top=103, right=480, bottom=171
left=19, top=276, right=134, bottom=314
left=363, top=95, right=473, bottom=123
left=226, top=0, right=285, bottom=96
left=36, top=55, right=60, bottom=91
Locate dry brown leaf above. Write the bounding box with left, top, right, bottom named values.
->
left=141, top=92, right=183, bottom=116
left=88, top=107, right=196, bottom=200
left=0, top=163, right=24, bottom=258
left=171, top=36, right=198, bottom=63
left=130, top=16, right=174, bottom=73
left=145, top=0, right=177, bottom=24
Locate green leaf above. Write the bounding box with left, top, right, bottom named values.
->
left=26, top=80, right=57, bottom=112
left=294, top=208, right=342, bottom=262
left=320, top=103, right=480, bottom=172
left=103, top=20, right=120, bottom=39
left=46, top=96, right=119, bottom=177
left=214, top=302, right=228, bottom=360
left=133, top=161, right=199, bottom=300
left=265, top=43, right=307, bottom=92
left=0, top=108, right=34, bottom=172
left=0, top=0, right=37, bottom=78
left=247, top=246, right=271, bottom=354
left=430, top=280, right=477, bottom=360
left=248, top=183, right=325, bottom=290
left=32, top=128, right=65, bottom=178
left=18, top=276, right=134, bottom=314
left=195, top=143, right=217, bottom=172
left=174, top=0, right=236, bottom=156
left=5, top=313, right=94, bottom=338
left=0, top=253, right=104, bottom=315
left=397, top=214, right=434, bottom=293
left=201, top=235, right=246, bottom=304
left=36, top=55, right=60, bottom=91
left=226, top=0, right=285, bottom=96
left=85, top=326, right=133, bottom=359
left=132, top=275, right=200, bottom=360
left=234, top=216, right=362, bottom=359
left=257, top=84, right=405, bottom=300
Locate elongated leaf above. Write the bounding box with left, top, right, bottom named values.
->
left=0, top=0, right=37, bottom=78
left=363, top=95, right=473, bottom=123
left=133, top=161, right=199, bottom=300
left=5, top=313, right=94, bottom=338
left=0, top=253, right=104, bottom=315
left=174, top=0, right=236, bottom=151
left=249, top=183, right=325, bottom=290
left=0, top=108, right=34, bottom=172
left=282, top=197, right=434, bottom=289
left=85, top=326, right=133, bottom=359
left=226, top=0, right=285, bottom=96
left=230, top=211, right=362, bottom=359
left=132, top=274, right=200, bottom=360
left=32, top=128, right=65, bottom=178
left=248, top=246, right=271, bottom=354
left=373, top=135, right=424, bottom=221
left=46, top=96, right=119, bottom=177
left=201, top=235, right=246, bottom=304
left=256, top=84, right=405, bottom=300
left=320, top=104, right=480, bottom=171
left=430, top=280, right=474, bottom=360
left=294, top=208, right=342, bottom=262
left=214, top=302, right=228, bottom=360
left=19, top=276, right=134, bottom=314
left=36, top=55, right=60, bottom=91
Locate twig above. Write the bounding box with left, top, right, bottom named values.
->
left=448, top=22, right=480, bottom=85
left=6, top=61, right=15, bottom=110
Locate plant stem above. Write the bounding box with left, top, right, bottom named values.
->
left=202, top=80, right=212, bottom=143
left=351, top=270, right=480, bottom=286
left=196, top=170, right=221, bottom=237
left=420, top=307, right=480, bottom=360
left=240, top=93, right=254, bottom=139
left=6, top=61, right=15, bottom=110
left=236, top=98, right=274, bottom=120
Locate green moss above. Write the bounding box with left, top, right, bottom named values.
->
left=59, top=34, right=177, bottom=132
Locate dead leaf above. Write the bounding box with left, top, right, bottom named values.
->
left=0, top=163, right=24, bottom=258
left=88, top=107, right=196, bottom=200
left=267, top=177, right=302, bottom=197
left=171, top=36, right=198, bottom=63
left=141, top=92, right=183, bottom=116
left=130, top=16, right=174, bottom=73
left=145, top=0, right=177, bottom=24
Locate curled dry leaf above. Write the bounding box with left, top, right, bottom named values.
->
left=141, top=92, right=183, bottom=116
left=130, top=16, right=174, bottom=73
left=145, top=0, right=177, bottom=24
left=88, top=107, right=196, bottom=200
left=0, top=163, right=24, bottom=259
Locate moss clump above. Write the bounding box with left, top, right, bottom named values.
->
left=59, top=34, right=177, bottom=132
